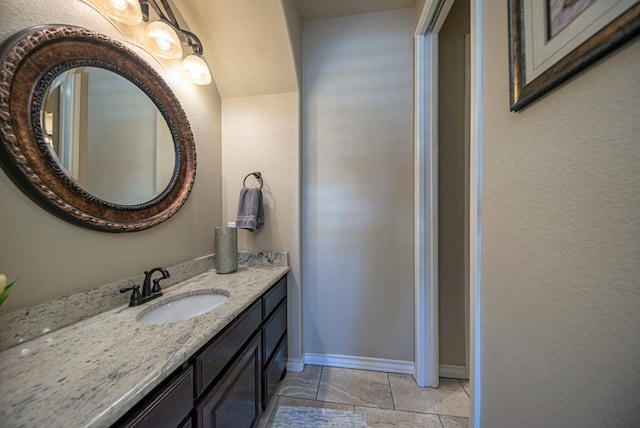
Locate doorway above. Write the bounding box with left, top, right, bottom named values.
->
left=437, top=0, right=470, bottom=381
left=413, top=0, right=481, bottom=426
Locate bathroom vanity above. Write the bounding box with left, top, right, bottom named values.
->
left=118, top=275, right=288, bottom=427
left=0, top=265, right=289, bottom=428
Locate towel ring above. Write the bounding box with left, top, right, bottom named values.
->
left=243, top=172, right=263, bottom=189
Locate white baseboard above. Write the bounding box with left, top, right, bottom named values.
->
left=287, top=358, right=304, bottom=373
left=304, top=353, right=414, bottom=374
left=440, top=364, right=468, bottom=379
left=296, top=354, right=466, bottom=379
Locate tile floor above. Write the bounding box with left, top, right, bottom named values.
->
left=258, top=365, right=469, bottom=428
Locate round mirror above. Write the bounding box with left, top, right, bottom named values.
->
left=40, top=66, right=175, bottom=206
left=0, top=25, right=196, bottom=232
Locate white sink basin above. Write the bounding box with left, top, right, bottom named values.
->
left=137, top=293, right=229, bottom=325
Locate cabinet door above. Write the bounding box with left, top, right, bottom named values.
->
left=262, top=299, right=287, bottom=365
left=262, top=334, right=287, bottom=410
left=194, top=301, right=262, bottom=397
left=196, top=334, right=262, bottom=428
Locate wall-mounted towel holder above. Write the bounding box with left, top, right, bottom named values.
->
left=243, top=172, right=263, bottom=189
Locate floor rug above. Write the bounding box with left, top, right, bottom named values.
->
left=270, top=405, right=367, bottom=428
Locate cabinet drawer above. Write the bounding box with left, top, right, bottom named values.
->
left=263, top=334, right=287, bottom=410
left=194, top=300, right=262, bottom=397
left=262, top=276, right=287, bottom=318
left=262, top=299, right=287, bottom=363
left=117, top=366, right=193, bottom=428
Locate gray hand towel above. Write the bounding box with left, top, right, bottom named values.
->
left=236, top=187, right=264, bottom=231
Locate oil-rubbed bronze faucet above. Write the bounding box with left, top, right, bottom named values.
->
left=142, top=267, right=170, bottom=298
left=120, top=267, right=171, bottom=307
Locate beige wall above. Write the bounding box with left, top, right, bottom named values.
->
left=221, top=93, right=302, bottom=364
left=281, top=0, right=303, bottom=89
left=481, top=2, right=640, bottom=426
left=438, top=0, right=469, bottom=368
left=302, top=8, right=415, bottom=362
left=0, top=0, right=222, bottom=312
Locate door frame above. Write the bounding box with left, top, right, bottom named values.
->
left=413, top=0, right=482, bottom=426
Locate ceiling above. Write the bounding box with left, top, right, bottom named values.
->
left=295, top=0, right=416, bottom=21
left=177, top=0, right=416, bottom=98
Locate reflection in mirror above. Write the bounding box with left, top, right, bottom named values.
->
left=41, top=67, right=175, bottom=206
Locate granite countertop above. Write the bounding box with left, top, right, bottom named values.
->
left=0, top=265, right=289, bottom=428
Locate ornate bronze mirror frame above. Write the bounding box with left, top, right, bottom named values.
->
left=0, top=25, right=196, bottom=232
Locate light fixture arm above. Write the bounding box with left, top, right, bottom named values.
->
left=157, top=0, right=178, bottom=25
left=138, top=0, right=204, bottom=55
left=139, top=0, right=168, bottom=23
left=181, top=29, right=203, bottom=55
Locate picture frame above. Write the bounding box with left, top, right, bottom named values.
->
left=508, top=0, right=640, bottom=111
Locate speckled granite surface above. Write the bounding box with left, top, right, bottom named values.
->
left=239, top=251, right=288, bottom=267
left=0, top=251, right=287, bottom=351
left=0, top=265, right=289, bottom=428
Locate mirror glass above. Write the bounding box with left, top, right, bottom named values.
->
left=40, top=67, right=175, bottom=206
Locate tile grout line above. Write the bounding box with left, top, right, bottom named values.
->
left=315, top=366, right=323, bottom=401
left=387, top=372, right=397, bottom=411
left=457, top=378, right=470, bottom=398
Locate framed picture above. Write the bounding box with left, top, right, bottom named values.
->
left=509, top=0, right=640, bottom=111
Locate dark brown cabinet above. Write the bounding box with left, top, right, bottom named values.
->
left=194, top=301, right=262, bottom=397
left=263, top=334, right=287, bottom=409
left=112, top=274, right=288, bottom=428
left=260, top=277, right=288, bottom=410
left=117, top=365, right=193, bottom=428
left=195, top=334, right=262, bottom=428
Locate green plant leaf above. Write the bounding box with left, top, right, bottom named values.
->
left=0, top=280, right=17, bottom=306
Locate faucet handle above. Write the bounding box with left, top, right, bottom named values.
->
left=120, top=285, right=143, bottom=307
left=151, top=268, right=170, bottom=294
left=151, top=278, right=163, bottom=294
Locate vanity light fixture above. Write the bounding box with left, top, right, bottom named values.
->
left=141, top=20, right=183, bottom=59
left=181, top=53, right=212, bottom=85
left=85, top=0, right=212, bottom=85
left=86, top=0, right=143, bottom=25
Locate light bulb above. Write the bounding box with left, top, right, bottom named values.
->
left=142, top=21, right=183, bottom=60
left=155, top=38, right=171, bottom=52
left=181, top=54, right=212, bottom=85
left=110, top=0, right=127, bottom=11
left=86, top=0, right=142, bottom=25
